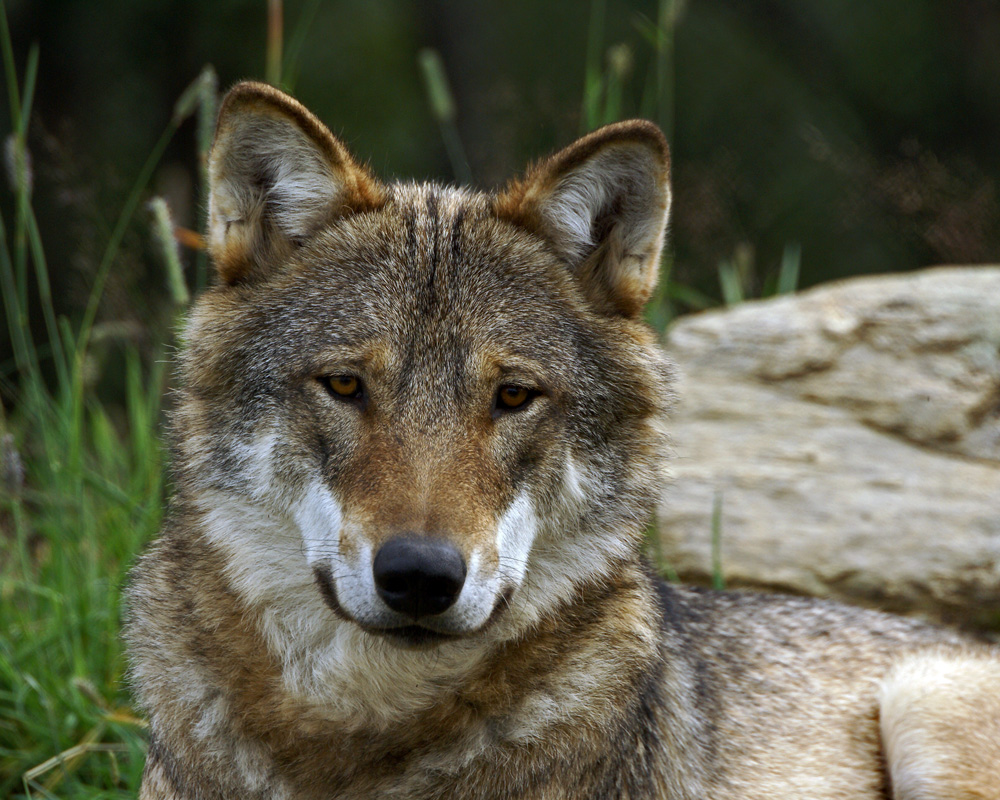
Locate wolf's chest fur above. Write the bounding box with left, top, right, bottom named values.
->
left=127, top=82, right=1000, bottom=800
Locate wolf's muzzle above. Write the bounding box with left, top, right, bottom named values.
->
left=372, top=537, right=467, bottom=619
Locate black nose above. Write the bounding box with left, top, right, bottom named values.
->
left=373, top=537, right=467, bottom=619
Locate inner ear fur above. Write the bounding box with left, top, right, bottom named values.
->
left=207, top=81, right=384, bottom=285
left=495, top=120, right=671, bottom=317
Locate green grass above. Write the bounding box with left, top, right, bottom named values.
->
left=0, top=4, right=184, bottom=793
left=0, top=362, right=163, bottom=798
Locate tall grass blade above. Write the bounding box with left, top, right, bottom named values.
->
left=777, top=242, right=801, bottom=295
left=419, top=48, right=456, bottom=124
left=266, top=0, right=284, bottom=86
left=0, top=212, right=36, bottom=378
left=418, top=49, right=472, bottom=185
left=148, top=197, right=190, bottom=307
left=718, top=259, right=744, bottom=305
left=172, top=68, right=208, bottom=123
left=15, top=43, right=37, bottom=140
left=25, top=207, right=69, bottom=394
left=665, top=280, right=716, bottom=311
left=644, top=251, right=677, bottom=330
left=602, top=44, right=632, bottom=125
left=174, top=65, right=217, bottom=293
left=11, top=45, right=38, bottom=322
left=656, top=0, right=684, bottom=138
left=0, top=38, right=69, bottom=392
left=582, top=0, right=606, bottom=132
left=193, top=67, right=218, bottom=176
left=0, top=0, right=21, bottom=126
left=282, top=0, right=323, bottom=92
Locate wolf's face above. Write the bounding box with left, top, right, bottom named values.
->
left=175, top=83, right=672, bottom=650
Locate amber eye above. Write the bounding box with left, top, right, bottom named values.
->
left=320, top=374, right=366, bottom=407
left=328, top=375, right=359, bottom=397
left=494, top=384, right=537, bottom=415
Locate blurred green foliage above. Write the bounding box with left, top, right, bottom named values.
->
left=2, top=3, right=999, bottom=795
left=5, top=0, right=1000, bottom=387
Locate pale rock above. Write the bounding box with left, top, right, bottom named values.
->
left=659, top=266, right=1000, bottom=627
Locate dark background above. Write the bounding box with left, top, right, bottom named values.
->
left=6, top=0, right=1000, bottom=381
left=5, top=6, right=1000, bottom=793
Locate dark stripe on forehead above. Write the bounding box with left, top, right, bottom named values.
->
left=404, top=197, right=418, bottom=266
left=450, top=203, right=466, bottom=271
left=427, top=190, right=440, bottom=294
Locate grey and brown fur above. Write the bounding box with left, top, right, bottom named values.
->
left=126, top=81, right=1000, bottom=800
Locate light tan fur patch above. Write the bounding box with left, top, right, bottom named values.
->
left=880, top=649, right=1000, bottom=799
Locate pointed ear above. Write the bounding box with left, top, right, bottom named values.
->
left=207, top=81, right=384, bottom=284
left=495, top=120, right=671, bottom=317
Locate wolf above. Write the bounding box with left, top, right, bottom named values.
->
left=126, top=81, right=1000, bottom=800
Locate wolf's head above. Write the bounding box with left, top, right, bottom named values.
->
left=175, top=82, right=673, bottom=651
